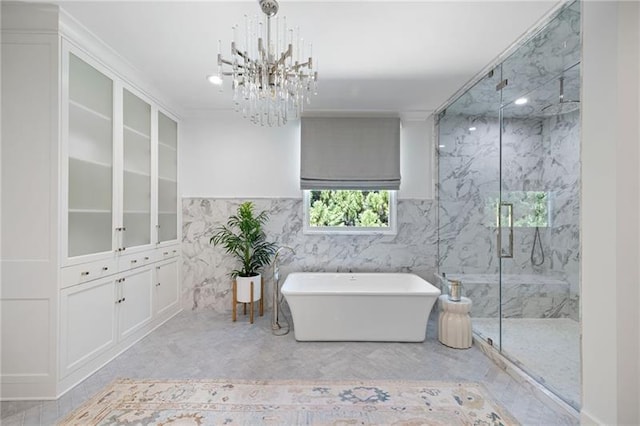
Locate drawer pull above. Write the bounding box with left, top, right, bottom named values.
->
left=102, top=266, right=109, bottom=271
left=173, top=250, right=177, bottom=253
left=131, top=259, right=137, bottom=264
left=163, top=252, right=169, bottom=255
left=80, top=271, right=90, bottom=276
left=144, top=257, right=150, bottom=260
left=156, top=283, right=161, bottom=287
left=122, top=297, right=126, bottom=302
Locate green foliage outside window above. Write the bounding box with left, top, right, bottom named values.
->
left=488, top=191, right=549, bottom=227
left=309, top=190, right=390, bottom=227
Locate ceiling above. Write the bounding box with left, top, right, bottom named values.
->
left=56, top=0, right=560, bottom=117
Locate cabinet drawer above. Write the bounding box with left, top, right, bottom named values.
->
left=117, top=251, right=156, bottom=272
left=157, top=246, right=180, bottom=260
left=61, top=259, right=117, bottom=289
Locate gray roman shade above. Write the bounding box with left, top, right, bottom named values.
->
left=300, top=117, right=401, bottom=190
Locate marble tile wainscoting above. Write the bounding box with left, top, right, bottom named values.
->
left=182, top=198, right=438, bottom=313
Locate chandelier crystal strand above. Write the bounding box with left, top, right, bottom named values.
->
left=210, top=0, right=317, bottom=126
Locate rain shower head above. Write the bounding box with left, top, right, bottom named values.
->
left=540, top=76, right=580, bottom=116
left=541, top=101, right=580, bottom=116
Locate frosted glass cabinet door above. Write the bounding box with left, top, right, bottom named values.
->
left=67, top=53, right=114, bottom=258
left=158, top=112, right=178, bottom=243
left=123, top=89, right=151, bottom=248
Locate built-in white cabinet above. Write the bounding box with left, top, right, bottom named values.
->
left=117, top=268, right=154, bottom=341
left=64, top=50, right=180, bottom=262
left=158, top=112, right=178, bottom=243
left=67, top=52, right=114, bottom=258
left=156, top=259, right=180, bottom=316
left=1, top=2, right=182, bottom=400
left=122, top=88, right=153, bottom=250
left=60, top=277, right=117, bottom=377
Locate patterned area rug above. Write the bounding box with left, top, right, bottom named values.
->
left=59, top=378, right=519, bottom=425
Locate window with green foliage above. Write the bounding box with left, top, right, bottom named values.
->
left=488, top=191, right=549, bottom=227
left=304, top=190, right=396, bottom=234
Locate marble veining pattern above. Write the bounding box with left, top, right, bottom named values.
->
left=182, top=198, right=438, bottom=313
left=438, top=108, right=580, bottom=320
left=444, top=2, right=580, bottom=119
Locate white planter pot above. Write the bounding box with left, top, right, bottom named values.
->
left=236, top=275, right=262, bottom=303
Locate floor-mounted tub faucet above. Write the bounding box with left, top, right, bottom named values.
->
left=272, top=246, right=295, bottom=334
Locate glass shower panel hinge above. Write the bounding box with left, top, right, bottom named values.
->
left=496, top=79, right=508, bottom=91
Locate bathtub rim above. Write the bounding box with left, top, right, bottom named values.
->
left=281, top=272, right=441, bottom=297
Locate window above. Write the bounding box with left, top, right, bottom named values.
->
left=488, top=191, right=549, bottom=227
left=303, top=190, right=397, bottom=235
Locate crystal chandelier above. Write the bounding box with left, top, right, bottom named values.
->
left=208, top=0, right=318, bottom=127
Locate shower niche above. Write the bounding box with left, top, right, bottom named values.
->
left=436, top=1, right=581, bottom=410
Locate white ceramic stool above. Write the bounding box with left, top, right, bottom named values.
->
left=438, top=295, right=472, bottom=349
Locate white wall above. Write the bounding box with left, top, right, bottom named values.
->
left=180, top=110, right=434, bottom=199
left=399, top=114, right=435, bottom=199
left=581, top=1, right=640, bottom=424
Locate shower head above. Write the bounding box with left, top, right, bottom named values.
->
left=541, top=100, right=580, bottom=116
left=540, top=76, right=580, bottom=116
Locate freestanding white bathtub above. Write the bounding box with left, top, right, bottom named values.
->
left=281, top=273, right=441, bottom=342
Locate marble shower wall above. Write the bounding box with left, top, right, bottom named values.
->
left=438, top=111, right=580, bottom=320
left=182, top=198, right=438, bottom=313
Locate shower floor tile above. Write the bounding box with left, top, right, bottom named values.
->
left=473, top=317, right=580, bottom=409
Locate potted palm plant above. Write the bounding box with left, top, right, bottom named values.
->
left=210, top=201, right=277, bottom=304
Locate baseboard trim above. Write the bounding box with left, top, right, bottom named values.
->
left=580, top=408, right=605, bottom=425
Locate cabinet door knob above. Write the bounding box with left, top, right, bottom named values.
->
left=131, top=259, right=137, bottom=264
left=144, top=257, right=150, bottom=260
left=80, top=271, right=90, bottom=276
left=173, top=250, right=177, bottom=253
left=102, top=267, right=109, bottom=271
left=163, top=252, right=169, bottom=255
left=156, top=283, right=161, bottom=287
left=122, top=297, right=126, bottom=302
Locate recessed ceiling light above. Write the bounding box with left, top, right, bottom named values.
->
left=468, top=127, right=477, bottom=131
left=515, top=97, right=528, bottom=105
left=207, top=75, right=223, bottom=85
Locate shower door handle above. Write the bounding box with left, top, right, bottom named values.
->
left=498, top=202, right=514, bottom=258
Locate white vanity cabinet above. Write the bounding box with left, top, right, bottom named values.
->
left=1, top=2, right=182, bottom=400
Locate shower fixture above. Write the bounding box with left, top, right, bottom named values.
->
left=541, top=76, right=580, bottom=116
left=272, top=246, right=295, bottom=335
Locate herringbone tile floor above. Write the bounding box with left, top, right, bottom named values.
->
left=1, top=310, right=578, bottom=425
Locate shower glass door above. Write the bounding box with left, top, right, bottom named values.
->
left=437, top=66, right=503, bottom=349
left=497, top=1, right=581, bottom=408
left=437, top=0, right=581, bottom=410
left=499, top=63, right=581, bottom=408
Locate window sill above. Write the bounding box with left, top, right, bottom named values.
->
left=302, top=226, right=397, bottom=236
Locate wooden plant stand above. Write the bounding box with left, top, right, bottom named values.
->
left=232, top=276, right=264, bottom=324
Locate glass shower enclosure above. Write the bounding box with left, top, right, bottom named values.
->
left=436, top=2, right=581, bottom=409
